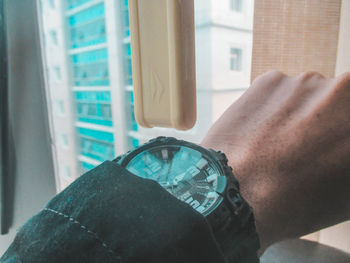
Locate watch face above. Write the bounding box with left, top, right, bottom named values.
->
left=123, top=142, right=226, bottom=216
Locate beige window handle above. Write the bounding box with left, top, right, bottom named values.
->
left=129, top=0, right=196, bottom=130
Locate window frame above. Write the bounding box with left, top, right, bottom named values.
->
left=229, top=0, right=243, bottom=12
left=0, top=0, right=8, bottom=234
left=55, top=100, right=65, bottom=116
left=230, top=47, right=243, bottom=72
left=60, top=133, right=69, bottom=148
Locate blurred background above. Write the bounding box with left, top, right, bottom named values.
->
left=0, top=0, right=349, bottom=257
left=38, top=0, right=254, bottom=189
left=37, top=0, right=350, bottom=254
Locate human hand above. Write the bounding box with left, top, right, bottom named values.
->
left=201, top=71, right=350, bottom=253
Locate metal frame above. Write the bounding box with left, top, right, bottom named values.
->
left=0, top=0, right=8, bottom=234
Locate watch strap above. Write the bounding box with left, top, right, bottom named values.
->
left=207, top=150, right=260, bottom=262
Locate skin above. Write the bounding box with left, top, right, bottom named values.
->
left=201, top=71, right=350, bottom=254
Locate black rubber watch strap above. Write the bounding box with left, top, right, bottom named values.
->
left=209, top=150, right=260, bottom=262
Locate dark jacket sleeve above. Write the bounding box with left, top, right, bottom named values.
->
left=1, top=161, right=227, bottom=263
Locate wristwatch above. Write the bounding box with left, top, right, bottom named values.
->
left=114, top=136, right=260, bottom=262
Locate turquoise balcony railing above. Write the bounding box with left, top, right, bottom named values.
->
left=71, top=49, right=109, bottom=86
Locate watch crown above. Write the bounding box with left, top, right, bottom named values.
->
left=217, top=151, right=228, bottom=164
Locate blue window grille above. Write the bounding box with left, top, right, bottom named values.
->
left=75, top=91, right=113, bottom=126
left=128, top=137, right=139, bottom=149
left=130, top=105, right=138, bottom=131
left=122, top=0, right=130, bottom=37
left=67, top=2, right=107, bottom=49
left=68, top=3, right=105, bottom=26
left=80, top=161, right=95, bottom=172
left=79, top=137, right=115, bottom=161
left=67, top=0, right=92, bottom=10
left=72, top=48, right=108, bottom=63
left=129, top=90, right=134, bottom=103
left=132, top=138, right=139, bottom=148
left=124, top=56, right=132, bottom=85
left=75, top=91, right=111, bottom=102
left=126, top=91, right=138, bottom=131
left=125, top=43, right=131, bottom=56
left=70, top=19, right=106, bottom=49
left=78, top=127, right=114, bottom=143
left=77, top=102, right=113, bottom=126
left=71, top=48, right=110, bottom=86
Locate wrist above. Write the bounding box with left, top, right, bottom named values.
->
left=200, top=139, right=277, bottom=253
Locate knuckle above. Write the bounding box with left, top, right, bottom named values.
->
left=297, top=71, right=325, bottom=83
left=252, top=70, right=286, bottom=86
left=263, top=70, right=286, bottom=79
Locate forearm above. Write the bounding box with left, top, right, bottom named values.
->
left=234, top=155, right=350, bottom=252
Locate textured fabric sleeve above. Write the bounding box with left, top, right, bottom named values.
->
left=1, top=161, right=227, bottom=263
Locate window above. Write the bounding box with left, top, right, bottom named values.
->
left=87, top=104, right=97, bottom=116
left=128, top=136, right=139, bottom=149
left=101, top=104, right=112, bottom=119
left=122, top=0, right=130, bottom=37
left=230, top=48, right=243, bottom=71
left=80, top=137, right=114, bottom=161
left=61, top=165, right=71, bottom=179
left=132, top=138, right=139, bottom=148
left=60, top=133, right=69, bottom=147
left=230, top=0, right=243, bottom=12
left=70, top=18, right=106, bottom=49
left=130, top=106, right=138, bottom=131
left=80, top=161, right=95, bottom=173
left=72, top=49, right=109, bottom=86
left=67, top=0, right=91, bottom=10
left=127, top=91, right=138, bottom=131
left=76, top=101, right=112, bottom=126
left=48, top=0, right=55, bottom=9
left=49, top=30, right=58, bottom=45
left=53, top=66, right=62, bottom=81
left=56, top=100, right=65, bottom=115
left=124, top=48, right=133, bottom=85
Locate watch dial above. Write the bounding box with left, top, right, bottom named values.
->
left=124, top=144, right=225, bottom=216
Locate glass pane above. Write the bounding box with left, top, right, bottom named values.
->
left=230, top=0, right=243, bottom=12
left=230, top=48, right=243, bottom=71
left=38, top=0, right=254, bottom=190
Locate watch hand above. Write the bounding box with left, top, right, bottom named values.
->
left=165, top=160, right=173, bottom=183
left=173, top=172, right=186, bottom=185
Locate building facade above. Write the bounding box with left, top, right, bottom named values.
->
left=39, top=0, right=254, bottom=190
